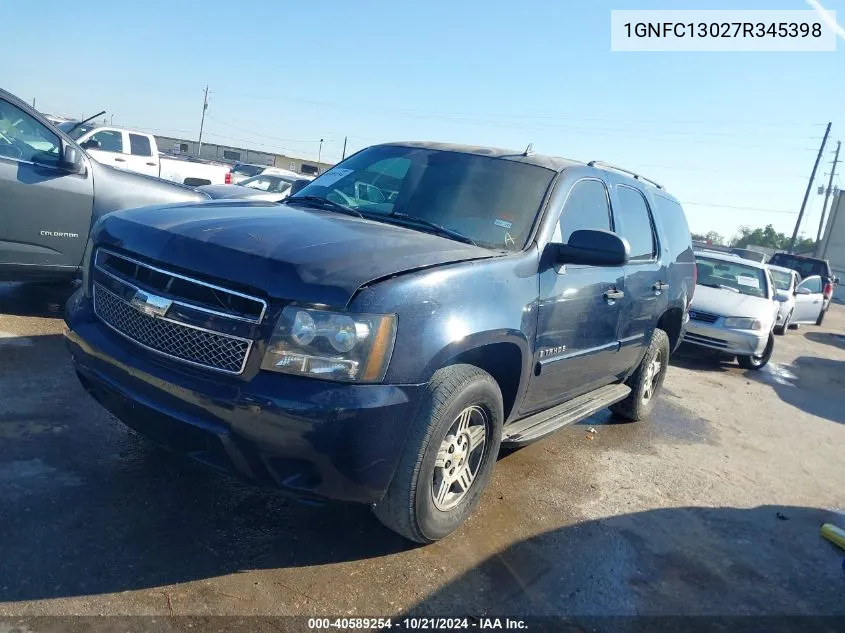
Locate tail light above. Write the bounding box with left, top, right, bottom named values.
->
left=823, top=282, right=833, bottom=298
left=225, top=172, right=232, bottom=184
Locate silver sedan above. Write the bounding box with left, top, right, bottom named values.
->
left=683, top=251, right=782, bottom=370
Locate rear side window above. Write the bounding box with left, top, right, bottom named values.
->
left=554, top=179, right=612, bottom=243
left=129, top=134, right=152, bottom=157
left=651, top=194, right=693, bottom=260
left=616, top=185, right=656, bottom=261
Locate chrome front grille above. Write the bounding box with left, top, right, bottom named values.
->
left=689, top=310, right=719, bottom=324
left=93, top=283, right=252, bottom=375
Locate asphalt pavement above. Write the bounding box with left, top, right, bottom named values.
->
left=1, top=281, right=843, bottom=625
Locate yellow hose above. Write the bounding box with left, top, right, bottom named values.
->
left=820, top=523, right=845, bottom=550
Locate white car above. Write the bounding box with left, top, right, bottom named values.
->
left=226, top=163, right=303, bottom=185
left=767, top=264, right=827, bottom=333
left=198, top=172, right=307, bottom=202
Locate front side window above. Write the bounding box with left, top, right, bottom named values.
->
left=616, top=185, right=657, bottom=261
left=129, top=133, right=152, bottom=157
left=0, top=99, right=61, bottom=165
left=86, top=130, right=123, bottom=153
left=798, top=276, right=823, bottom=294
left=292, top=145, right=556, bottom=250
left=695, top=255, right=769, bottom=298
left=553, top=179, right=612, bottom=244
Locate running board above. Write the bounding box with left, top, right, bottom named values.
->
left=502, top=383, right=631, bottom=445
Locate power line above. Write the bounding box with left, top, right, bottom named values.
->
left=680, top=201, right=798, bottom=214
left=205, top=114, right=333, bottom=144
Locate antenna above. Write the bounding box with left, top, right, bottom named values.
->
left=522, top=143, right=534, bottom=157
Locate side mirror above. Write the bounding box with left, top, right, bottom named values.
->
left=554, top=229, right=630, bottom=267
left=81, top=139, right=100, bottom=150
left=289, top=179, right=310, bottom=196
left=60, top=143, right=86, bottom=175
left=775, top=290, right=790, bottom=303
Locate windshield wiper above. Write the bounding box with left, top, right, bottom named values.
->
left=65, top=110, right=106, bottom=135
left=700, top=282, right=741, bottom=293
left=287, top=195, right=363, bottom=218
left=387, top=212, right=478, bottom=246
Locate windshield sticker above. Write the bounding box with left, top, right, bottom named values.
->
left=315, top=168, right=353, bottom=186
left=736, top=275, right=760, bottom=288
left=494, top=219, right=513, bottom=229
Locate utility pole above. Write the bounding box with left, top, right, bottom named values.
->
left=341, top=136, right=348, bottom=160
left=789, top=122, right=831, bottom=253
left=110, top=114, right=114, bottom=126
left=32, top=98, right=35, bottom=109
left=816, top=140, right=841, bottom=249
left=317, top=138, right=324, bottom=172
left=197, top=85, right=209, bottom=156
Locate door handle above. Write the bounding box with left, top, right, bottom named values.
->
left=604, top=289, right=624, bottom=304
left=114, top=157, right=126, bottom=162
left=145, top=162, right=156, bottom=166
left=652, top=281, right=669, bottom=295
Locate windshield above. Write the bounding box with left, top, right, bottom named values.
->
left=291, top=145, right=556, bottom=250
left=231, top=164, right=264, bottom=178
left=240, top=174, right=295, bottom=193
left=767, top=254, right=826, bottom=279
left=769, top=269, right=792, bottom=291
left=695, top=255, right=769, bottom=298
left=57, top=121, right=96, bottom=140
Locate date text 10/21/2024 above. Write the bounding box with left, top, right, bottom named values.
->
left=307, top=618, right=528, bottom=630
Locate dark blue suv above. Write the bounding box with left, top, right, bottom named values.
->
left=64, top=142, right=695, bottom=542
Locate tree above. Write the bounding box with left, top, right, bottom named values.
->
left=690, top=231, right=725, bottom=245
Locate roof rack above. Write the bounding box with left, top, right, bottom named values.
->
left=586, top=161, right=664, bottom=190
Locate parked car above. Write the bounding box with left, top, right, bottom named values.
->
left=684, top=251, right=781, bottom=369
left=0, top=88, right=209, bottom=282
left=767, top=264, right=801, bottom=334
left=766, top=253, right=838, bottom=325
left=200, top=173, right=306, bottom=202
left=729, top=247, right=768, bottom=263
left=226, top=163, right=302, bottom=185
left=57, top=122, right=230, bottom=186
left=64, top=143, right=695, bottom=543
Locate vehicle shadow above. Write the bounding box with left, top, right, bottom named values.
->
left=745, top=356, right=845, bottom=425
left=398, top=504, right=844, bottom=623
left=804, top=331, right=845, bottom=352
left=668, top=344, right=733, bottom=373
left=0, top=281, right=75, bottom=318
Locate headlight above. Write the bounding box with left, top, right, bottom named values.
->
left=261, top=306, right=397, bottom=382
left=723, top=317, right=762, bottom=330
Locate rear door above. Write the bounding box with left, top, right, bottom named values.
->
left=792, top=275, right=825, bottom=323
left=0, top=93, right=94, bottom=276
left=126, top=133, right=159, bottom=177
left=522, top=176, right=625, bottom=414
left=611, top=182, right=668, bottom=373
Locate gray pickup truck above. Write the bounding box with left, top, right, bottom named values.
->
left=0, top=87, right=208, bottom=282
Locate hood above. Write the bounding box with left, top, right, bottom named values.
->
left=197, top=184, right=286, bottom=202
left=93, top=200, right=494, bottom=306
left=691, top=284, right=775, bottom=319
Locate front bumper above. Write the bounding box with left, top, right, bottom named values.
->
left=683, top=319, right=769, bottom=357
left=64, top=291, right=425, bottom=504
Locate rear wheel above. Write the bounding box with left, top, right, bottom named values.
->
left=737, top=334, right=774, bottom=370
left=610, top=328, right=670, bottom=421
left=372, top=364, right=503, bottom=543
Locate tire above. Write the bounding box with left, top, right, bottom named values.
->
left=372, top=364, right=503, bottom=543
left=815, top=308, right=826, bottom=326
left=737, top=334, right=774, bottom=370
left=774, top=309, right=792, bottom=336
left=610, top=328, right=670, bottom=422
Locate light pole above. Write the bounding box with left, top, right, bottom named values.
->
left=317, top=138, right=324, bottom=173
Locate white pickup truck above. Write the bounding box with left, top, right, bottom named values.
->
left=56, top=122, right=230, bottom=186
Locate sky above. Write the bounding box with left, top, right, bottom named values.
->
left=5, top=0, right=844, bottom=240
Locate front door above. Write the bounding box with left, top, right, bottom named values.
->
left=521, top=177, right=625, bottom=415
left=792, top=275, right=825, bottom=323
left=612, top=183, right=668, bottom=372
left=0, top=95, right=94, bottom=275
left=80, top=128, right=128, bottom=169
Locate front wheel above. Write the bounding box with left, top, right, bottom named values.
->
left=372, top=364, right=503, bottom=543
left=737, top=334, right=774, bottom=370
left=774, top=309, right=792, bottom=335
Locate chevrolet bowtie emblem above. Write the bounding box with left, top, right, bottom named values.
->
left=130, top=290, right=172, bottom=318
